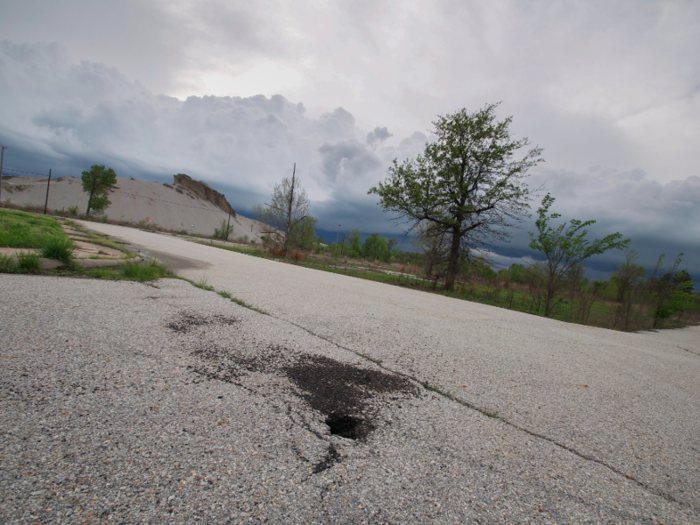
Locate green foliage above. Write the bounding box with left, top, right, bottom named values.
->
left=213, top=219, right=234, bottom=241
left=0, top=208, right=66, bottom=248
left=87, top=259, right=168, bottom=281
left=15, top=252, right=42, bottom=273
left=647, top=254, right=695, bottom=324
left=193, top=275, right=214, bottom=291
left=507, top=263, right=526, bottom=283
left=347, top=228, right=363, bottom=257
left=369, top=103, right=543, bottom=290
left=68, top=205, right=79, bottom=216
left=40, top=237, right=75, bottom=263
left=119, top=259, right=167, bottom=281
left=362, top=233, right=398, bottom=263
left=528, top=193, right=629, bottom=316
left=81, top=164, right=117, bottom=215
left=288, top=216, right=318, bottom=250
left=0, top=254, right=15, bottom=272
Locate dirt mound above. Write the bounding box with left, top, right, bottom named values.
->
left=174, top=174, right=235, bottom=216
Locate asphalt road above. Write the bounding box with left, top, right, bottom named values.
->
left=10, top=220, right=700, bottom=523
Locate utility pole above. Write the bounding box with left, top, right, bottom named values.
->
left=335, top=224, right=341, bottom=258
left=44, top=169, right=52, bottom=214
left=283, top=163, right=296, bottom=259
left=0, top=145, right=7, bottom=205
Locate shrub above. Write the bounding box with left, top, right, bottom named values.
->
left=119, top=259, right=167, bottom=281
left=271, top=246, right=286, bottom=257
left=68, top=206, right=79, bottom=216
left=212, top=220, right=234, bottom=240
left=41, top=237, right=74, bottom=263
left=289, top=250, right=305, bottom=263
left=0, top=254, right=15, bottom=272
left=15, top=252, right=42, bottom=273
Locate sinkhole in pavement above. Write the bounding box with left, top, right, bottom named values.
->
left=284, top=354, right=418, bottom=440
left=325, top=413, right=365, bottom=440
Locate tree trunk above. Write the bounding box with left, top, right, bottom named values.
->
left=543, top=272, right=557, bottom=317
left=283, top=164, right=296, bottom=259
left=85, top=180, right=96, bottom=216
left=444, top=225, right=461, bottom=291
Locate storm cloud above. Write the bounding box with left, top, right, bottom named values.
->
left=0, top=0, right=698, bottom=279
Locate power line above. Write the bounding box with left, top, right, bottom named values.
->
left=3, top=167, right=50, bottom=177
left=3, top=169, right=236, bottom=216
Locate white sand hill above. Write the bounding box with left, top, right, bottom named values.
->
left=1, top=174, right=268, bottom=242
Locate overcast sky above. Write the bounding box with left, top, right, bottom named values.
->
left=1, top=0, right=698, bottom=280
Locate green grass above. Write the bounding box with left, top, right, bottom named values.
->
left=230, top=296, right=269, bottom=315
left=0, top=208, right=68, bottom=249
left=0, top=254, right=15, bottom=272
left=40, top=237, right=75, bottom=263
left=15, top=252, right=42, bottom=273
left=193, top=276, right=214, bottom=291
left=86, top=259, right=168, bottom=282
left=60, top=220, right=134, bottom=256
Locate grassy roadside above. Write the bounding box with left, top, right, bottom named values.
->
left=193, top=238, right=699, bottom=331
left=0, top=208, right=76, bottom=272
left=0, top=208, right=166, bottom=282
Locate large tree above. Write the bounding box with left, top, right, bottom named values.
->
left=251, top=164, right=310, bottom=258
left=81, top=164, right=117, bottom=215
left=528, top=193, right=629, bottom=317
left=369, top=104, right=543, bottom=290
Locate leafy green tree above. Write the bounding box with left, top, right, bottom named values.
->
left=347, top=229, right=363, bottom=257
left=361, top=233, right=398, bottom=263
left=288, top=216, right=317, bottom=251
left=528, top=193, right=629, bottom=317
left=369, top=104, right=543, bottom=290
left=507, top=263, right=526, bottom=283
left=81, top=165, right=117, bottom=215
left=611, top=250, right=646, bottom=330
left=648, top=254, right=694, bottom=326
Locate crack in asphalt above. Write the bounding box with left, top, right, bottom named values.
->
left=274, top=315, right=693, bottom=511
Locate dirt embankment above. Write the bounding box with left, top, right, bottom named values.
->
left=173, top=174, right=235, bottom=217
left=1, top=174, right=269, bottom=240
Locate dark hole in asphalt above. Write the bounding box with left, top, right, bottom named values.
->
left=284, top=354, right=417, bottom=440
left=326, top=413, right=365, bottom=439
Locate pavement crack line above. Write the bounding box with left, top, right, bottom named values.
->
left=272, top=315, right=691, bottom=511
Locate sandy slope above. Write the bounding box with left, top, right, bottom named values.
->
left=1, top=175, right=267, bottom=241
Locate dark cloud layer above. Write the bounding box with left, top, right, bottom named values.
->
left=0, top=40, right=698, bottom=280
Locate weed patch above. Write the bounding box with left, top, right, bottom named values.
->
left=0, top=254, right=16, bottom=272
left=193, top=276, right=214, bottom=291
left=15, top=252, right=42, bottom=273
left=87, top=259, right=168, bottom=282
left=40, top=237, right=75, bottom=263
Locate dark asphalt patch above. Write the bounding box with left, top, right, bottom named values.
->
left=168, top=313, right=419, bottom=471
left=167, top=313, right=239, bottom=334
left=283, top=354, right=417, bottom=440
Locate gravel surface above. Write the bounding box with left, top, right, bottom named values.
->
left=2, top=222, right=699, bottom=523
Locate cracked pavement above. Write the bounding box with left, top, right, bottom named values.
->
left=0, top=221, right=698, bottom=523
